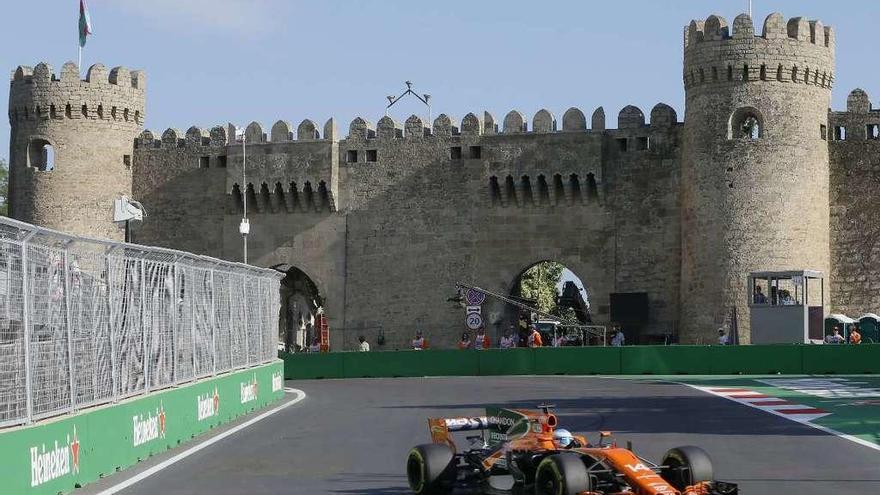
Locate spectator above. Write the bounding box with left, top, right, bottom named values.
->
left=412, top=331, right=427, bottom=350
left=850, top=325, right=862, bottom=345
left=780, top=290, right=795, bottom=305
left=754, top=286, right=767, bottom=304
left=500, top=329, right=517, bottom=349
left=308, top=337, right=321, bottom=353
left=611, top=327, right=625, bottom=347
left=474, top=328, right=490, bottom=350
left=552, top=331, right=565, bottom=348
left=717, top=328, right=729, bottom=345
left=527, top=325, right=543, bottom=348
left=358, top=335, right=370, bottom=352
left=458, top=331, right=472, bottom=350
left=825, top=327, right=845, bottom=344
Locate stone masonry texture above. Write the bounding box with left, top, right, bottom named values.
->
left=6, top=12, right=877, bottom=347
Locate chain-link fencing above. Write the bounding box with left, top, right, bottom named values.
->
left=0, top=216, right=282, bottom=427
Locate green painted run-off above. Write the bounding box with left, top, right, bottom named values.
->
left=0, top=361, right=285, bottom=495
left=669, top=375, right=880, bottom=449
left=280, top=344, right=880, bottom=379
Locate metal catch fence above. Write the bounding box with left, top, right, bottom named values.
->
left=0, top=216, right=283, bottom=427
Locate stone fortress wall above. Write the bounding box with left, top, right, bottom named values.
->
left=8, top=62, right=145, bottom=240
left=8, top=12, right=880, bottom=347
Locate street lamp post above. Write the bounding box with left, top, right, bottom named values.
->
left=239, top=130, right=250, bottom=264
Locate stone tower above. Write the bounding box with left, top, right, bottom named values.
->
left=680, top=13, right=835, bottom=342
left=8, top=62, right=145, bottom=240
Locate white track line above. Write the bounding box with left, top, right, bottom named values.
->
left=95, top=388, right=307, bottom=495
left=682, top=383, right=880, bottom=454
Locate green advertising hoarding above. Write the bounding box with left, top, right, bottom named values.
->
left=0, top=361, right=285, bottom=495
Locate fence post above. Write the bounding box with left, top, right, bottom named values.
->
left=141, top=258, right=149, bottom=393
left=105, top=249, right=119, bottom=402
left=63, top=246, right=76, bottom=412
left=210, top=268, right=217, bottom=375
left=20, top=235, right=33, bottom=424
left=256, top=276, right=263, bottom=364
left=190, top=265, right=197, bottom=379
left=243, top=273, right=250, bottom=367
left=171, top=261, right=179, bottom=385
left=226, top=271, right=235, bottom=369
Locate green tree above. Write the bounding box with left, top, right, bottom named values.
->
left=0, top=158, right=7, bottom=216
left=519, top=261, right=564, bottom=314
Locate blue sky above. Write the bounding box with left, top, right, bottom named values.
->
left=3, top=0, right=879, bottom=162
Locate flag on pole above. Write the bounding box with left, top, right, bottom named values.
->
left=79, top=0, right=93, bottom=48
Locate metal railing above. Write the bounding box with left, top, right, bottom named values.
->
left=0, top=216, right=283, bottom=428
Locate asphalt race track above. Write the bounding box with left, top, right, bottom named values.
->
left=84, top=376, right=880, bottom=495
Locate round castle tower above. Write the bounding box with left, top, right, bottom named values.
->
left=680, top=13, right=835, bottom=342
left=8, top=62, right=145, bottom=240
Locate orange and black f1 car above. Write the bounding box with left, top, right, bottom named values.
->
left=406, top=405, right=738, bottom=495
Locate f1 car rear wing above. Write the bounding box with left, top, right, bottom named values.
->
left=428, top=407, right=558, bottom=451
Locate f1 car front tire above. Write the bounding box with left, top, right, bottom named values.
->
left=660, top=445, right=714, bottom=490
left=406, top=444, right=455, bottom=494
left=534, top=453, right=591, bottom=495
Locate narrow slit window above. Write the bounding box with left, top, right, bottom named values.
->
left=123, top=154, right=131, bottom=169
left=366, top=149, right=378, bottom=162
left=469, top=146, right=482, bottom=159
left=346, top=150, right=358, bottom=163
left=199, top=156, right=210, bottom=168
left=868, top=124, right=879, bottom=140
left=820, top=125, right=827, bottom=141
left=835, top=126, right=846, bottom=141
left=450, top=146, right=462, bottom=160
left=636, top=137, right=649, bottom=151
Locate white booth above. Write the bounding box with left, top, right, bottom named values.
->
left=748, top=270, right=825, bottom=344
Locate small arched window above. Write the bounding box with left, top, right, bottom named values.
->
left=28, top=138, right=55, bottom=171
left=729, top=107, right=764, bottom=140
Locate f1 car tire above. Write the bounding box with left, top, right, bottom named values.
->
left=534, top=453, right=592, bottom=495
left=660, top=445, right=714, bottom=490
left=406, top=444, right=455, bottom=494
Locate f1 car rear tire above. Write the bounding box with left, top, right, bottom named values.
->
left=661, top=445, right=714, bottom=490
left=534, top=453, right=591, bottom=495
left=406, top=444, right=455, bottom=494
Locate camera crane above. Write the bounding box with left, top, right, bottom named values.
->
left=454, top=282, right=607, bottom=345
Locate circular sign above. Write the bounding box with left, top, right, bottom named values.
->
left=466, top=312, right=484, bottom=330
left=465, top=288, right=486, bottom=306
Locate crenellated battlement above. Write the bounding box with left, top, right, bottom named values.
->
left=341, top=104, right=678, bottom=141
left=684, top=13, right=835, bottom=91
left=134, top=104, right=679, bottom=155
left=8, top=62, right=145, bottom=128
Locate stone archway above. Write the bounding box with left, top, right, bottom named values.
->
left=505, top=260, right=592, bottom=345
left=276, top=266, right=322, bottom=352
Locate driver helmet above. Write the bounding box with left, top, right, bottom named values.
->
left=553, top=428, right=574, bottom=448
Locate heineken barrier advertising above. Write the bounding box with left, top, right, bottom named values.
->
left=0, top=361, right=285, bottom=495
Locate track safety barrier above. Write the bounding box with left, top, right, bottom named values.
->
left=0, top=361, right=284, bottom=495
left=280, top=345, right=880, bottom=380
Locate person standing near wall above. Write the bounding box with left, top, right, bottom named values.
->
left=611, top=327, right=625, bottom=347
left=527, top=325, right=543, bottom=348
left=412, top=331, right=427, bottom=350
left=849, top=325, right=862, bottom=345
left=358, top=335, right=370, bottom=352
left=458, top=332, right=472, bottom=350
left=500, top=328, right=517, bottom=349
left=474, top=328, right=490, bottom=350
